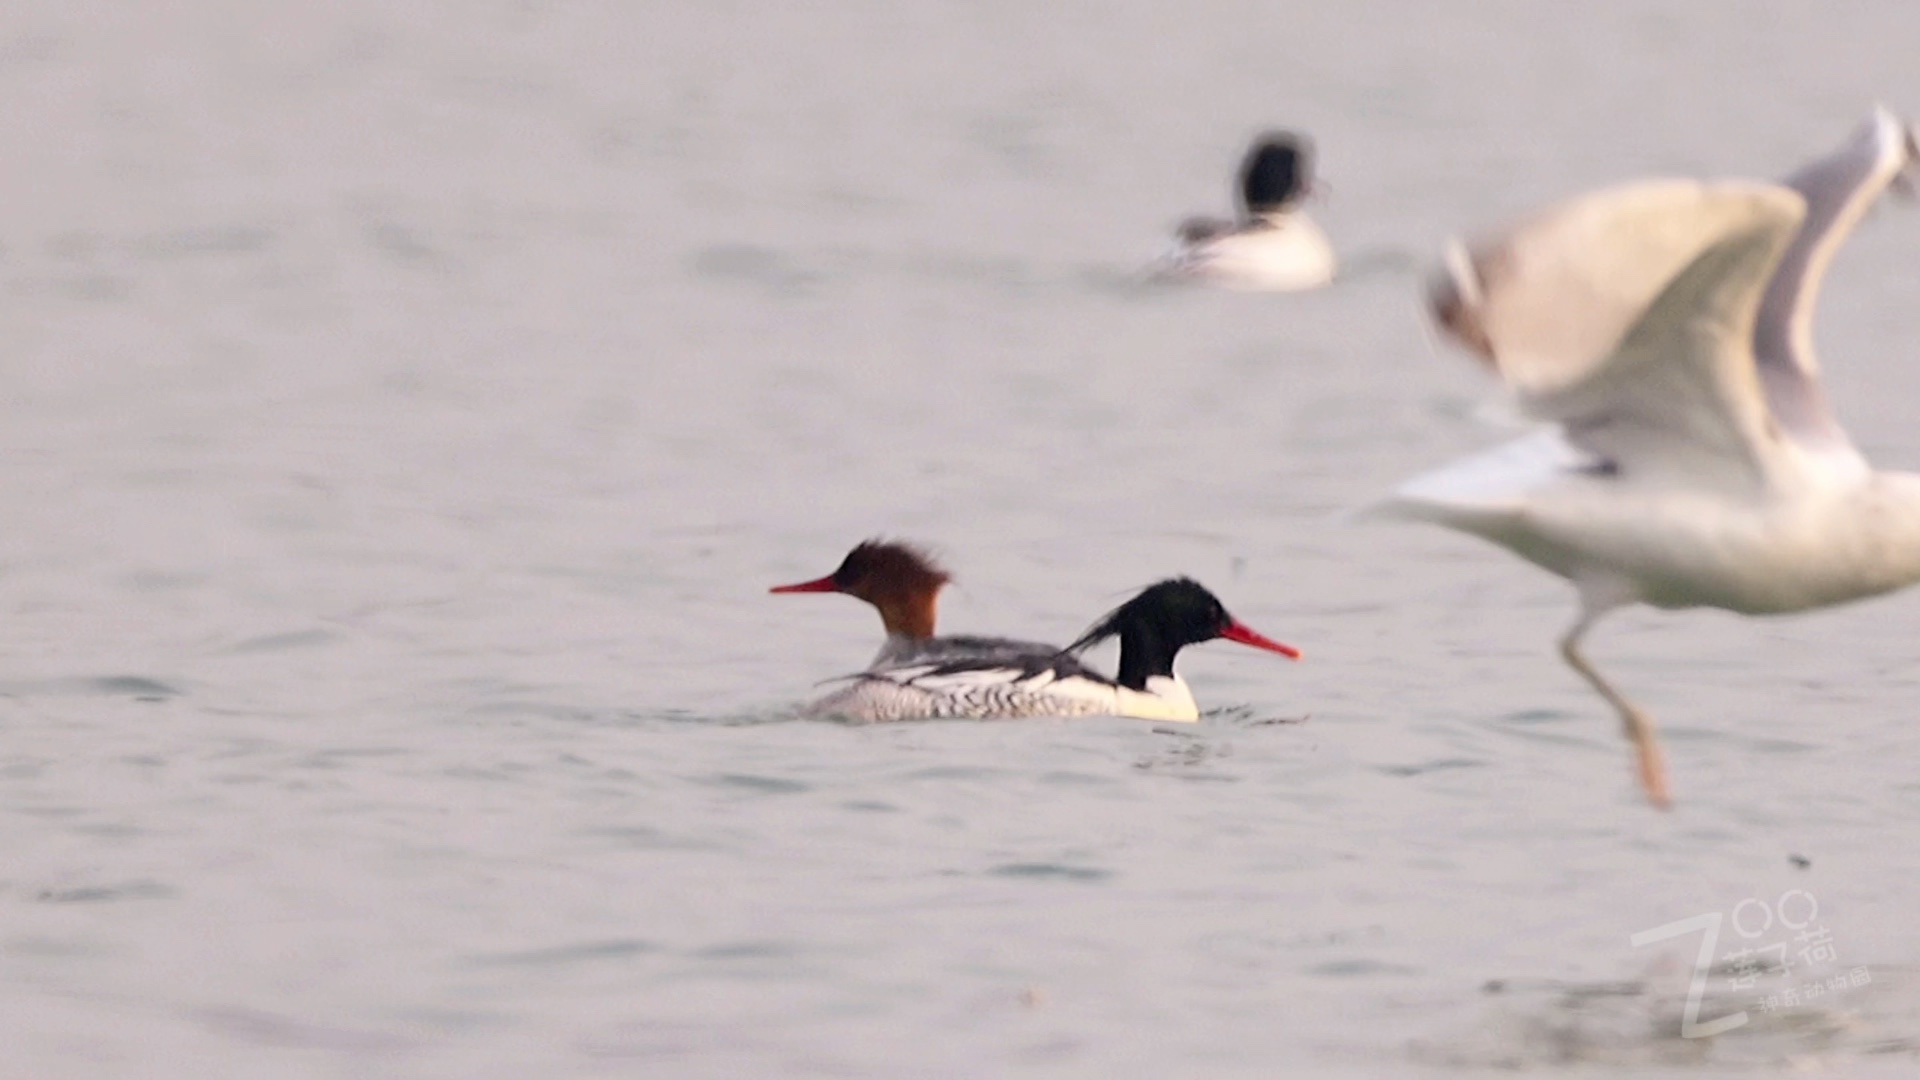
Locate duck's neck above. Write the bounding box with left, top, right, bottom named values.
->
left=874, top=590, right=937, bottom=640
left=1114, top=624, right=1181, bottom=691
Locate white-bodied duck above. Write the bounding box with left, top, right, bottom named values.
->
left=1155, top=131, right=1336, bottom=291
left=802, top=578, right=1299, bottom=722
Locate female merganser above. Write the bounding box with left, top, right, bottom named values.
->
left=801, top=578, right=1300, bottom=722
left=770, top=540, right=1058, bottom=667
left=1154, top=131, right=1336, bottom=291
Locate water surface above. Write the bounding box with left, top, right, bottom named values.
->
left=6, top=2, right=1920, bottom=1076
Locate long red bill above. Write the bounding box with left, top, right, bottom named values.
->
left=769, top=574, right=841, bottom=595
left=1220, top=621, right=1301, bottom=659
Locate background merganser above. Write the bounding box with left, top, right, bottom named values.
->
left=803, top=578, right=1300, bottom=722
left=1154, top=131, right=1336, bottom=291
left=770, top=540, right=1059, bottom=667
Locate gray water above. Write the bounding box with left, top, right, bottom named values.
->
left=7, top=3, right=1920, bottom=1076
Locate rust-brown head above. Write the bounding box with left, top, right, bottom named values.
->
left=769, top=540, right=951, bottom=639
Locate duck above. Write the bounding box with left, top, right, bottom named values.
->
left=802, top=578, right=1300, bottom=722
left=770, top=540, right=1059, bottom=667
left=1153, top=130, right=1336, bottom=291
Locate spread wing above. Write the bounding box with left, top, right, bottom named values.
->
left=1431, top=179, right=1806, bottom=491
left=1752, top=106, right=1917, bottom=455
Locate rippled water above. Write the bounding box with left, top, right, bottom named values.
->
left=7, top=3, right=1920, bottom=1076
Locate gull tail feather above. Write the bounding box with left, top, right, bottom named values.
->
left=1374, top=428, right=1592, bottom=528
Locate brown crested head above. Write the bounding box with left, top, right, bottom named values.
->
left=769, top=539, right=949, bottom=639
left=830, top=540, right=950, bottom=598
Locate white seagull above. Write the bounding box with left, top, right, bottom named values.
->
left=1384, top=107, right=1920, bottom=807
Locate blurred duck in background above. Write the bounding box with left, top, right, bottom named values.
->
left=1153, top=130, right=1336, bottom=291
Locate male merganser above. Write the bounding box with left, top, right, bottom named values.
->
left=1154, top=131, right=1336, bottom=291
left=801, top=578, right=1300, bottom=722
left=770, top=540, right=1058, bottom=667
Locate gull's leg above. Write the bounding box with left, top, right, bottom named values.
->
left=1559, top=610, right=1672, bottom=809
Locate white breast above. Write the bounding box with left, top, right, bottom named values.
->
left=1181, top=213, right=1336, bottom=291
